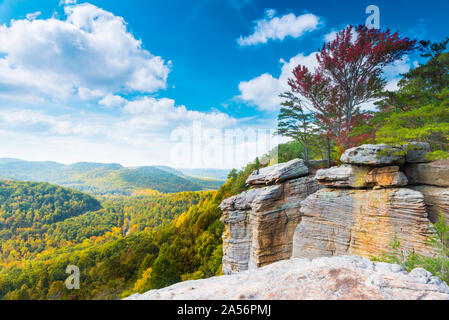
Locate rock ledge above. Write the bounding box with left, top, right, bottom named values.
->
left=125, top=256, right=449, bottom=300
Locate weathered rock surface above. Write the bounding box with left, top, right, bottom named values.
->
left=219, top=176, right=320, bottom=274
left=125, top=256, right=449, bottom=300
left=218, top=144, right=442, bottom=279
left=316, top=165, right=408, bottom=188
left=293, top=188, right=437, bottom=259
left=410, top=185, right=449, bottom=223
left=245, top=159, right=309, bottom=186
left=341, top=144, right=405, bottom=166
left=406, top=161, right=449, bottom=187
left=404, top=142, right=432, bottom=163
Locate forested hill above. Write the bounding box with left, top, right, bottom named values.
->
left=0, top=180, right=101, bottom=231
left=0, top=142, right=302, bottom=300
left=0, top=159, right=225, bottom=195
left=0, top=179, right=213, bottom=299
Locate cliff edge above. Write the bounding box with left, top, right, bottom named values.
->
left=126, top=256, right=449, bottom=300
left=220, top=143, right=447, bottom=274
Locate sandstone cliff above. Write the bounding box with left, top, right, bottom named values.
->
left=220, top=143, right=447, bottom=274
left=126, top=256, right=449, bottom=300
left=293, top=188, right=435, bottom=259
left=219, top=160, right=320, bottom=274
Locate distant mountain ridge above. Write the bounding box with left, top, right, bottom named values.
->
left=0, top=158, right=226, bottom=196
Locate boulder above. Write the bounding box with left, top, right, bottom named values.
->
left=292, top=188, right=437, bottom=260
left=245, top=159, right=309, bottom=186
left=405, top=161, right=449, bottom=187
left=410, top=185, right=449, bottom=223
left=340, top=144, right=405, bottom=166
left=125, top=256, right=449, bottom=300
left=219, top=176, right=320, bottom=274
left=404, top=142, right=432, bottom=163
left=316, top=165, right=408, bottom=188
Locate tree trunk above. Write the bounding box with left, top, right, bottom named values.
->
left=326, top=136, right=331, bottom=168
left=304, top=141, right=309, bottom=165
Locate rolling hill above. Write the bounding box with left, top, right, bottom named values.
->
left=0, top=159, right=225, bottom=196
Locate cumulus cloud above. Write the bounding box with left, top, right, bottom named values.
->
left=323, top=26, right=357, bottom=45
left=123, top=97, right=237, bottom=129
left=237, top=52, right=318, bottom=111
left=324, top=30, right=338, bottom=43
left=0, top=92, right=240, bottom=167
left=78, top=87, right=103, bottom=100
left=238, top=46, right=411, bottom=112
left=0, top=2, right=273, bottom=168
left=0, top=109, right=76, bottom=136
left=238, top=74, right=281, bottom=111
left=383, top=56, right=411, bottom=78
left=99, top=94, right=127, bottom=108
left=0, top=3, right=171, bottom=101
left=238, top=10, right=321, bottom=46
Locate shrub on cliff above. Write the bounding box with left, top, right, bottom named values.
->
left=376, top=214, right=449, bottom=285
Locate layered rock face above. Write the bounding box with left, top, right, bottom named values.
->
left=220, top=142, right=447, bottom=277
left=293, top=143, right=438, bottom=260
left=293, top=188, right=436, bottom=259
left=410, top=186, right=449, bottom=223
left=315, top=165, right=408, bottom=188
left=219, top=160, right=320, bottom=274
left=406, top=161, right=449, bottom=187
left=405, top=160, right=449, bottom=223
left=126, top=256, right=449, bottom=300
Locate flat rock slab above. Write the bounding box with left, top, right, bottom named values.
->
left=406, top=161, right=449, bottom=187
left=125, top=256, right=449, bottom=300
left=246, top=159, right=309, bottom=186
left=341, top=144, right=405, bottom=166
left=404, top=142, right=431, bottom=163
left=316, top=165, right=408, bottom=188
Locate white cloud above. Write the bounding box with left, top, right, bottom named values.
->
left=123, top=97, right=237, bottom=129
left=0, top=3, right=171, bottom=102
left=324, top=30, right=337, bottom=43
left=238, top=74, right=281, bottom=111
left=60, top=0, right=77, bottom=5
left=383, top=56, right=411, bottom=77
left=238, top=11, right=321, bottom=46
left=99, top=94, right=127, bottom=108
left=278, top=52, right=319, bottom=89
left=323, top=26, right=357, bottom=45
left=78, top=87, right=103, bottom=100
left=0, top=2, right=276, bottom=169
left=0, top=94, right=240, bottom=168
left=26, top=11, right=41, bottom=21
left=383, top=56, right=411, bottom=91
left=238, top=46, right=412, bottom=112
left=238, top=52, right=318, bottom=111
left=0, top=109, right=74, bottom=135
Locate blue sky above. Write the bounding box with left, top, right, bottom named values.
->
left=0, top=0, right=447, bottom=169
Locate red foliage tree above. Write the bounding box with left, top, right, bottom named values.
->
left=288, top=25, right=416, bottom=153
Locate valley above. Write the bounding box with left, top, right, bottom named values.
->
left=0, top=158, right=226, bottom=196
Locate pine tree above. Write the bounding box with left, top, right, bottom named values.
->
left=277, top=92, right=315, bottom=164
